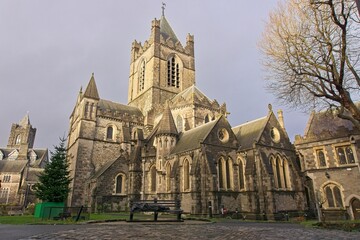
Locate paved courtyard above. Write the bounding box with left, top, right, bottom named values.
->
left=4, top=221, right=359, bottom=240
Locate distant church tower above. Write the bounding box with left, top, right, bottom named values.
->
left=128, top=10, right=195, bottom=126
left=7, top=113, right=36, bottom=159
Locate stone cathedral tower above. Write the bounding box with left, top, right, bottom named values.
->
left=128, top=12, right=195, bottom=126
left=67, top=10, right=306, bottom=218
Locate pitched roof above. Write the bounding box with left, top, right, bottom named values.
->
left=171, top=85, right=212, bottom=105
left=0, top=148, right=48, bottom=163
left=98, top=99, right=143, bottom=118
left=160, top=16, right=179, bottom=42
left=232, top=116, right=268, bottom=150
left=0, top=160, right=27, bottom=173
left=83, top=73, right=100, bottom=100
left=19, top=113, right=30, bottom=127
left=171, top=118, right=219, bottom=154
left=303, top=110, right=359, bottom=140
left=156, top=104, right=178, bottom=136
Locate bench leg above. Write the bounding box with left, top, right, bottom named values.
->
left=177, top=212, right=181, bottom=221
left=154, top=212, right=158, bottom=221
left=130, top=212, right=134, bottom=221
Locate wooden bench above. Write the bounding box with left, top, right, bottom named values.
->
left=129, top=199, right=183, bottom=222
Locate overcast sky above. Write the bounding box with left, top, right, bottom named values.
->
left=0, top=0, right=309, bottom=150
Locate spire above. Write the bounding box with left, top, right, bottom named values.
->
left=19, top=112, right=30, bottom=127
left=156, top=103, right=178, bottom=136
left=83, top=73, right=100, bottom=100
left=160, top=15, right=179, bottom=42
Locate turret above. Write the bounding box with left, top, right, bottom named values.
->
left=155, top=104, right=178, bottom=159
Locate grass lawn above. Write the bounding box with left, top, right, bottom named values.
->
left=0, top=213, right=129, bottom=225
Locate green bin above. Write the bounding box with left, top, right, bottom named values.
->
left=34, top=202, right=65, bottom=219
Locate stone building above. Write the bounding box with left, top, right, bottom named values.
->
left=0, top=114, right=48, bottom=206
left=67, top=12, right=306, bottom=218
left=295, top=110, right=360, bottom=220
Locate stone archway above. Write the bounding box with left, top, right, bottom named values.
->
left=351, top=198, right=360, bottom=220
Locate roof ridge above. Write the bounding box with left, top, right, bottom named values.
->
left=232, top=116, right=267, bottom=129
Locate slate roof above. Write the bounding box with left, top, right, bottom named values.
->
left=171, top=85, right=212, bottom=104
left=0, top=160, right=27, bottom=173
left=171, top=118, right=219, bottom=154
left=232, top=116, right=268, bottom=150
left=303, top=110, right=359, bottom=140
left=0, top=148, right=48, bottom=164
left=156, top=105, right=178, bottom=135
left=83, top=74, right=100, bottom=100
left=160, top=15, right=179, bottom=42
left=98, top=99, right=143, bottom=118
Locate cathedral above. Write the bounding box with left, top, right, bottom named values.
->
left=0, top=114, right=48, bottom=206
left=66, top=12, right=307, bottom=219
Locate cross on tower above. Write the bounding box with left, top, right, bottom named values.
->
left=162, top=2, right=166, bottom=16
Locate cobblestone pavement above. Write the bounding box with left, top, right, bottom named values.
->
left=19, top=221, right=360, bottom=240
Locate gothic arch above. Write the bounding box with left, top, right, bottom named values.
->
left=138, top=58, right=146, bottom=92
left=345, top=194, right=360, bottom=207
left=105, top=124, right=118, bottom=141
left=320, top=181, right=345, bottom=209
left=150, top=165, right=157, bottom=192
left=114, top=173, right=126, bottom=194
left=237, top=156, right=246, bottom=190
left=183, top=158, right=190, bottom=191
left=165, top=162, right=172, bottom=192
left=166, top=54, right=183, bottom=88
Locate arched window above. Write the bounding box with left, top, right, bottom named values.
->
left=115, top=174, right=125, bottom=194
left=15, top=134, right=21, bottom=145
left=271, top=157, right=278, bottom=188
left=150, top=166, right=157, bottom=192
left=139, top=60, right=145, bottom=91
left=317, top=150, right=326, bottom=167
left=90, top=103, right=94, bottom=118
left=106, top=126, right=114, bottom=140
left=324, top=184, right=343, bottom=208
left=176, top=115, right=183, bottom=132
left=183, top=159, right=190, bottom=191
left=272, top=155, right=291, bottom=190
left=337, top=147, right=347, bottom=165
left=345, top=146, right=355, bottom=164
left=276, top=157, right=283, bottom=188
left=226, top=158, right=233, bottom=189
left=166, top=163, right=171, bottom=192
left=282, top=159, right=289, bottom=189
left=218, top=158, right=225, bottom=189
left=204, top=114, right=210, bottom=123
left=85, top=102, right=89, bottom=118
left=218, top=157, right=233, bottom=190
left=167, top=56, right=180, bottom=88
left=239, top=159, right=245, bottom=190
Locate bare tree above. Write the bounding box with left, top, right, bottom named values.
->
left=260, top=0, right=360, bottom=129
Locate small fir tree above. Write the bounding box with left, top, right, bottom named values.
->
left=33, top=138, right=71, bottom=202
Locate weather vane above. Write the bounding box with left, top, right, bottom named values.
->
left=162, top=2, right=166, bottom=16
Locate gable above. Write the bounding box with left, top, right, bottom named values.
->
left=258, top=113, right=293, bottom=149
left=202, top=116, right=238, bottom=149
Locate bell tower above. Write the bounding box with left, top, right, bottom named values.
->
left=128, top=10, right=195, bottom=126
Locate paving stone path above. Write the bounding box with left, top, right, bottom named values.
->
left=18, top=221, right=360, bottom=240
